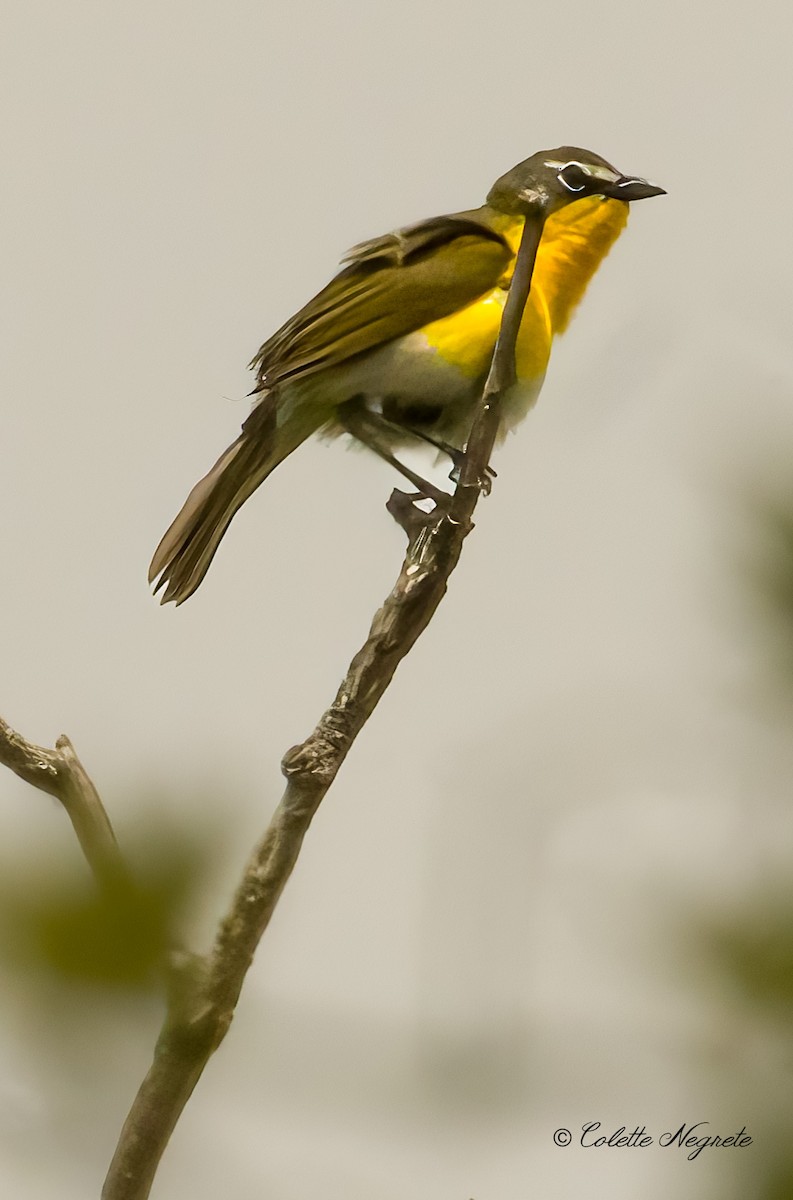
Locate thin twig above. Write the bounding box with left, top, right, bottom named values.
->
left=0, top=716, right=125, bottom=888
left=458, top=211, right=544, bottom=491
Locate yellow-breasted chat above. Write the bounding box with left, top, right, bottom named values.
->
left=150, top=145, right=664, bottom=604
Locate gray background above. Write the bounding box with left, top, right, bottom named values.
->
left=2, top=0, right=792, bottom=1196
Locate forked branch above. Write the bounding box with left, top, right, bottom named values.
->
left=1, top=214, right=544, bottom=1200
left=0, top=716, right=125, bottom=889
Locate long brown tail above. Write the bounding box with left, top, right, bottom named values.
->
left=149, top=395, right=314, bottom=605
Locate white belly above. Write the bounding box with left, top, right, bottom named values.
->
left=283, top=330, right=546, bottom=447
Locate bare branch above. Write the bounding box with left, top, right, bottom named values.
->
left=100, top=214, right=545, bottom=1200
left=4, top=212, right=541, bottom=1189
left=0, top=716, right=125, bottom=888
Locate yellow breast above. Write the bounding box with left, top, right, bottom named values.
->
left=418, top=283, right=552, bottom=382
left=419, top=195, right=629, bottom=382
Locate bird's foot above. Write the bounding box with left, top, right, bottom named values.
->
left=447, top=455, right=497, bottom=495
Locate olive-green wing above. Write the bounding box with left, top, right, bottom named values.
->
left=250, top=213, right=512, bottom=389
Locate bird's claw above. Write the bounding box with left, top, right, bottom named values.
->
left=447, top=456, right=497, bottom=494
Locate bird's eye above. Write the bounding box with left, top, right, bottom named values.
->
left=558, top=163, right=590, bottom=193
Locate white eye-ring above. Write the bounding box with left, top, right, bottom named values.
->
left=557, top=160, right=592, bottom=192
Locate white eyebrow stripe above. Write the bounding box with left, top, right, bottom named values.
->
left=544, top=158, right=620, bottom=183
left=589, top=164, right=619, bottom=182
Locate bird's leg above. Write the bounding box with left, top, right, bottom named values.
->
left=336, top=399, right=451, bottom=509
left=399, top=428, right=494, bottom=489
left=378, top=409, right=497, bottom=492
left=340, top=399, right=496, bottom=494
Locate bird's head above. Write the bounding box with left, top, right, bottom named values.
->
left=487, top=146, right=666, bottom=216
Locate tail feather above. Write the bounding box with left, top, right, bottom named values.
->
left=149, top=395, right=310, bottom=605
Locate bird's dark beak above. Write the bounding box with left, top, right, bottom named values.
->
left=607, top=175, right=667, bottom=201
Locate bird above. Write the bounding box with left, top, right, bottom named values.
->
left=149, top=146, right=664, bottom=605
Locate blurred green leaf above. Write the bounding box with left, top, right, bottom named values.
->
left=0, top=810, right=216, bottom=990
left=761, top=1162, right=793, bottom=1200
left=741, top=492, right=793, bottom=686
left=694, top=888, right=793, bottom=1016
